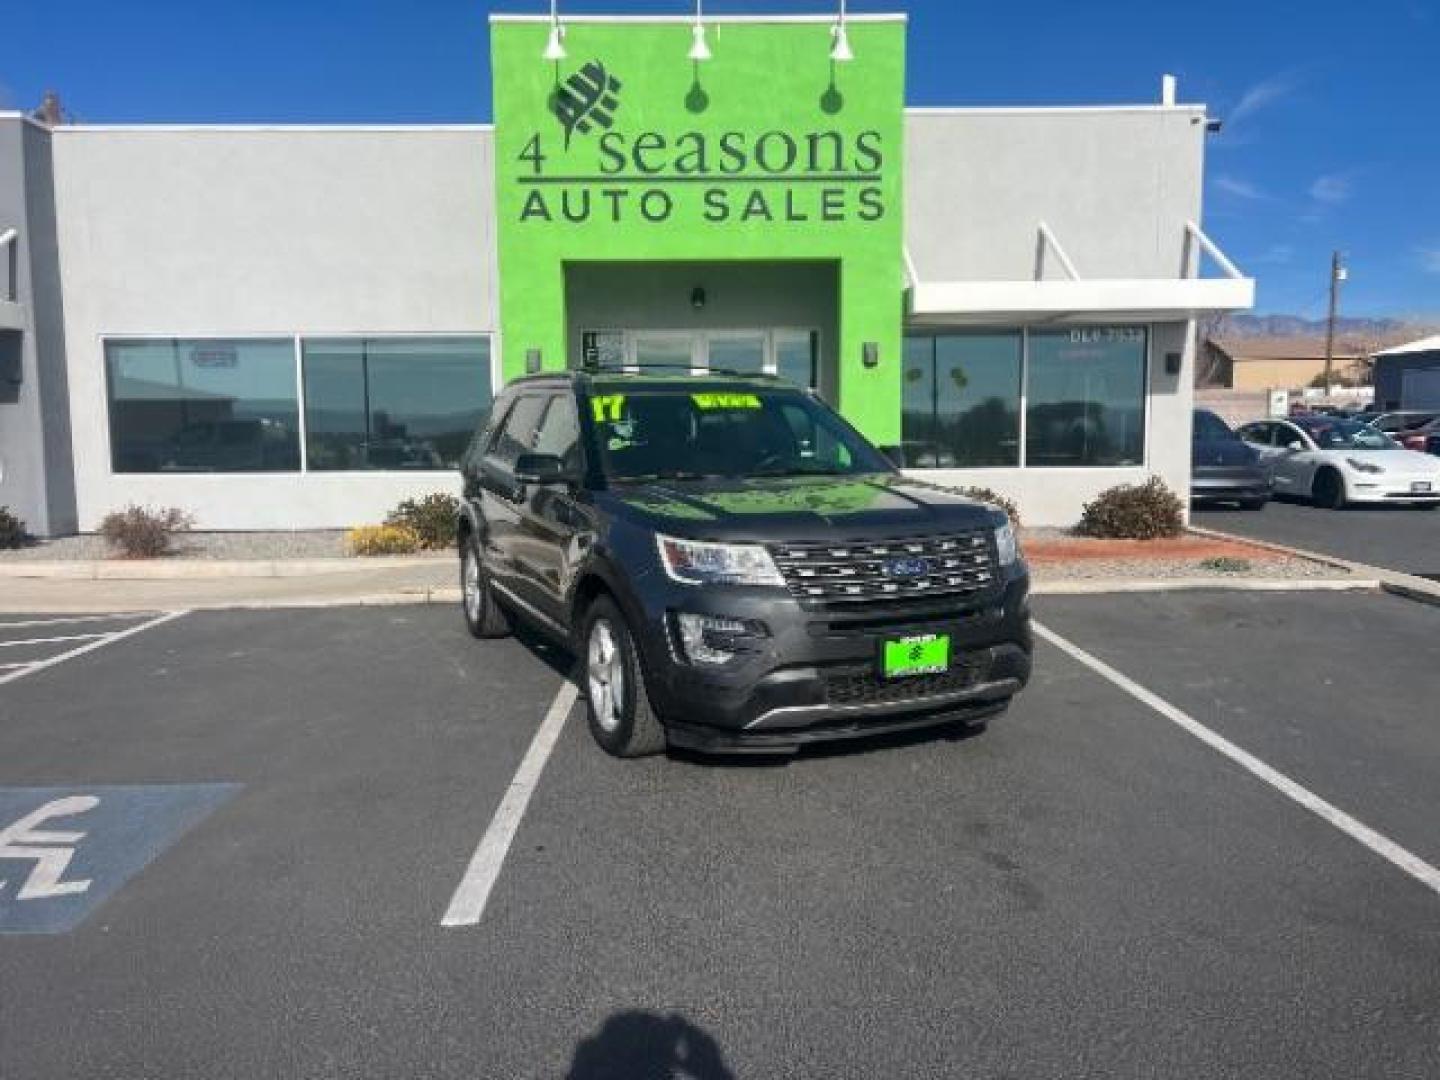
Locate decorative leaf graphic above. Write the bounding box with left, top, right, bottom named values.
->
left=551, top=61, right=622, bottom=147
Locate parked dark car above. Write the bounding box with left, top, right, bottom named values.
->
left=457, top=370, right=1032, bottom=758
left=1190, top=408, right=1270, bottom=509
left=1363, top=411, right=1440, bottom=452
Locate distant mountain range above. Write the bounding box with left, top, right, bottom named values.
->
left=1217, top=313, right=1437, bottom=341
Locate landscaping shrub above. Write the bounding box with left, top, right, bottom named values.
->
left=99, top=505, right=195, bottom=558
left=1076, top=478, right=1185, bottom=540
left=0, top=505, right=31, bottom=549
left=957, top=487, right=1021, bottom=528
left=1199, top=556, right=1251, bottom=574
left=384, top=492, right=460, bottom=551
left=347, top=524, right=421, bottom=557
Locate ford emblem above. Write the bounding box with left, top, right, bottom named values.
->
left=884, top=557, right=930, bottom=578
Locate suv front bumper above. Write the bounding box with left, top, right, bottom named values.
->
left=632, top=573, right=1032, bottom=752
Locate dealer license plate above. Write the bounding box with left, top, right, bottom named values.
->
left=1412, top=481, right=1432, bottom=493
left=882, top=633, right=951, bottom=679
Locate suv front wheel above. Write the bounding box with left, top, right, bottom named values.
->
left=582, top=596, right=666, bottom=758
left=461, top=534, right=514, bottom=639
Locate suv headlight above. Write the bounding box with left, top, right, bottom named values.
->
left=1345, top=457, right=1384, bottom=474
left=994, top=521, right=1020, bottom=567
left=657, top=534, right=785, bottom=587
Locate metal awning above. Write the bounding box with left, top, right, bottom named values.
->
left=905, top=221, right=1255, bottom=324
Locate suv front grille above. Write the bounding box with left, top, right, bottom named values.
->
left=769, top=532, right=996, bottom=606
left=824, top=660, right=983, bottom=708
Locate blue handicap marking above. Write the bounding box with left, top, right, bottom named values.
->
left=0, top=784, right=239, bottom=934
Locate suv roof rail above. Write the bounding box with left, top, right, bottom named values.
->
left=582, top=363, right=781, bottom=380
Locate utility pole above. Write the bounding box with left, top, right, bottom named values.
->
left=1322, top=250, right=1346, bottom=397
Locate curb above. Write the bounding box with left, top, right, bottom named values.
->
left=1031, top=577, right=1379, bottom=596
left=1188, top=525, right=1440, bottom=608
left=0, top=555, right=448, bottom=581
left=177, top=588, right=465, bottom=611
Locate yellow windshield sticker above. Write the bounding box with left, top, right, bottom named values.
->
left=691, top=392, right=761, bottom=411
left=590, top=394, right=626, bottom=422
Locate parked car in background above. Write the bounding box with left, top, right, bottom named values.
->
left=1191, top=409, right=1269, bottom=509
left=1362, top=411, right=1440, bottom=452
left=1237, top=415, right=1440, bottom=509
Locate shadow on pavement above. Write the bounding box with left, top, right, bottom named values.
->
left=566, top=1010, right=735, bottom=1080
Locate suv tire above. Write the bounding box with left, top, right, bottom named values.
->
left=461, top=534, right=514, bottom=639
left=582, top=596, right=667, bottom=758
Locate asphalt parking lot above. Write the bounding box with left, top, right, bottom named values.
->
left=1, top=594, right=1438, bottom=1078
left=1195, top=497, right=1440, bottom=578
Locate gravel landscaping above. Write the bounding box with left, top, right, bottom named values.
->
left=1, top=526, right=1345, bottom=582
left=1021, top=527, right=1352, bottom=582
left=0, top=530, right=412, bottom=562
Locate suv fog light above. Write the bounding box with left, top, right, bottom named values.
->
left=674, top=613, right=763, bottom=666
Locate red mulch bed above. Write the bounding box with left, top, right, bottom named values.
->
left=1024, top=534, right=1272, bottom=564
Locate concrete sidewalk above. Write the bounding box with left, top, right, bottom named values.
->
left=0, top=562, right=458, bottom=613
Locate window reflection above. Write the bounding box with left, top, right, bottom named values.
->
left=901, top=333, right=1021, bottom=467
left=106, top=339, right=300, bottom=473
left=303, top=337, right=492, bottom=471
left=1025, top=329, right=1145, bottom=466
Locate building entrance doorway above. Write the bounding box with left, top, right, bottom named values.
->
left=580, top=328, right=818, bottom=389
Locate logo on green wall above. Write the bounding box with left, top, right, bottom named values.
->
left=551, top=61, right=622, bottom=147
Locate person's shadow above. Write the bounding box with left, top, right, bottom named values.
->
left=566, top=1010, right=735, bottom=1080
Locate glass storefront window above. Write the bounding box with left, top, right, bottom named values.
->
left=105, top=338, right=300, bottom=473
left=1025, top=328, right=1146, bottom=467
left=900, top=332, right=1021, bottom=467
left=775, top=330, right=817, bottom=389
left=303, top=337, right=492, bottom=471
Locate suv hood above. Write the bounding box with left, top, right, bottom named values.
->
left=603, top=473, right=1003, bottom=543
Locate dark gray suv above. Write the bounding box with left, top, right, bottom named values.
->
left=457, top=371, right=1032, bottom=757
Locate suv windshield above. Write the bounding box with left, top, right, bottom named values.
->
left=588, top=385, right=892, bottom=480
left=1193, top=410, right=1237, bottom=442
left=1297, top=418, right=1396, bottom=450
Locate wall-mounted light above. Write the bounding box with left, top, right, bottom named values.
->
left=690, top=286, right=707, bottom=310
left=688, top=0, right=712, bottom=61
left=542, top=0, right=567, bottom=61
left=830, top=0, right=854, bottom=62
left=526, top=348, right=543, bottom=373
left=862, top=341, right=879, bottom=368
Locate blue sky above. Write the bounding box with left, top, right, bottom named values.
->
left=4, top=0, right=1437, bottom=319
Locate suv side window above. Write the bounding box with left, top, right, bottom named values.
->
left=777, top=400, right=853, bottom=469
left=489, top=394, right=548, bottom=468
left=532, top=394, right=583, bottom=473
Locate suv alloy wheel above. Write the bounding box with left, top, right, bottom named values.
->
left=581, top=596, right=666, bottom=758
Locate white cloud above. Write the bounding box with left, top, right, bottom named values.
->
left=1215, top=174, right=1267, bottom=200
left=1229, top=72, right=1301, bottom=126
left=1418, top=247, right=1440, bottom=274
left=1309, top=174, right=1352, bottom=204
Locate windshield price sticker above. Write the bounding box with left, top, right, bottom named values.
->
left=590, top=394, right=627, bottom=422
left=692, top=392, right=761, bottom=411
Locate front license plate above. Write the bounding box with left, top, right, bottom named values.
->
left=1412, top=481, right=1432, bottom=493
left=882, top=633, right=950, bottom=679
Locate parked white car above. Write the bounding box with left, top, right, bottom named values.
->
left=1237, top=415, right=1440, bottom=509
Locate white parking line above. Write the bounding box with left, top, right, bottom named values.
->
left=0, top=633, right=111, bottom=649
left=1033, top=620, right=1440, bottom=899
left=0, top=612, right=158, bottom=630
left=441, top=681, right=580, bottom=928
left=0, top=611, right=188, bottom=688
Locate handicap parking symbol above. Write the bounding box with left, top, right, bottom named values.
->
left=0, top=784, right=239, bottom=934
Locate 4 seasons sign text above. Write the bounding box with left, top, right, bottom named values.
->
left=517, top=60, right=887, bottom=226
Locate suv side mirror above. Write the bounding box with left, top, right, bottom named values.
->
left=513, top=452, right=570, bottom=485
left=1286, top=441, right=1304, bottom=452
